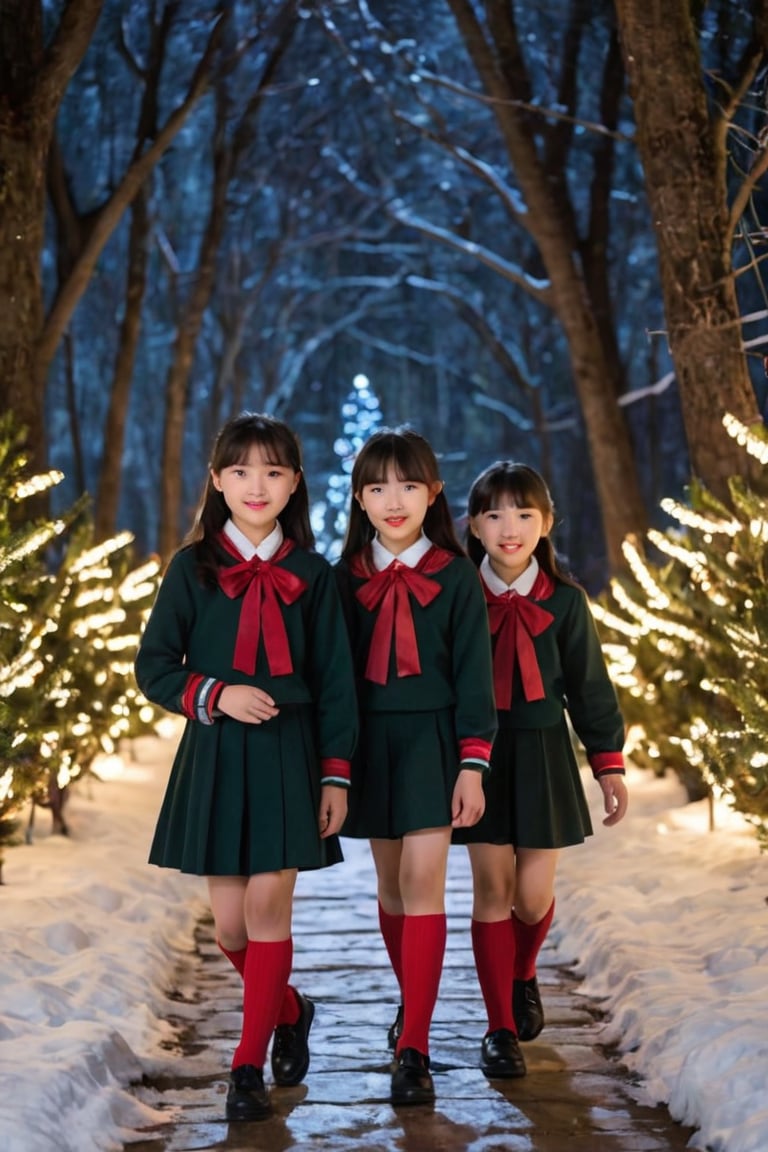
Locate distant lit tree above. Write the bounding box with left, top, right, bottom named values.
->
left=311, top=374, right=384, bottom=559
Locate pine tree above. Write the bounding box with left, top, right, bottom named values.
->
left=311, top=374, right=384, bottom=559
left=0, top=415, right=162, bottom=860
left=593, top=414, right=768, bottom=842
left=695, top=419, right=768, bottom=844
left=0, top=417, right=72, bottom=862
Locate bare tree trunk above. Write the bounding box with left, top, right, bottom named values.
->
left=157, top=3, right=299, bottom=558
left=613, top=0, right=762, bottom=497
left=62, top=331, right=85, bottom=493
left=0, top=0, right=103, bottom=474
left=157, top=93, right=235, bottom=561
left=36, top=11, right=225, bottom=387
left=446, top=0, right=647, bottom=572
left=93, top=4, right=179, bottom=541
left=93, top=189, right=150, bottom=541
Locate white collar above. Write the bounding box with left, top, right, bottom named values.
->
left=371, top=532, right=432, bottom=571
left=223, top=518, right=283, bottom=561
left=480, top=553, right=539, bottom=596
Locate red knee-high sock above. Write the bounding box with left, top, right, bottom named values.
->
left=471, top=919, right=517, bottom=1034
left=217, top=938, right=299, bottom=1026
left=513, top=899, right=555, bottom=980
left=378, top=902, right=405, bottom=991
left=219, top=942, right=301, bottom=1024
left=232, top=938, right=293, bottom=1070
left=397, top=912, right=447, bottom=1057
left=217, top=940, right=247, bottom=977
left=276, top=983, right=301, bottom=1026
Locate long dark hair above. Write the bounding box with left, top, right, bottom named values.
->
left=186, top=412, right=313, bottom=583
left=466, top=461, right=576, bottom=585
left=341, top=428, right=464, bottom=562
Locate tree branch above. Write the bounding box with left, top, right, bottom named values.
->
left=328, top=149, right=552, bottom=303
left=36, top=9, right=225, bottom=380
left=36, top=0, right=104, bottom=117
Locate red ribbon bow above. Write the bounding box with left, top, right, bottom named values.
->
left=352, top=548, right=450, bottom=684
left=217, top=535, right=307, bottom=676
left=485, top=583, right=554, bottom=708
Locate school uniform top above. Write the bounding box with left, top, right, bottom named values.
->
left=452, top=555, right=625, bottom=849
left=480, top=555, right=625, bottom=778
left=134, top=521, right=358, bottom=876
left=136, top=521, right=357, bottom=784
left=336, top=535, right=496, bottom=769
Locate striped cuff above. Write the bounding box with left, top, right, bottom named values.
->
left=589, top=751, right=625, bottom=778
left=181, top=674, right=225, bottom=725
left=458, top=737, right=492, bottom=773
left=320, top=757, right=351, bottom=788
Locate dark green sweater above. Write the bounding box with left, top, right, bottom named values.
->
left=335, top=551, right=496, bottom=754
left=135, top=542, right=358, bottom=776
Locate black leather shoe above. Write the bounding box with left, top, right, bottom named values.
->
left=513, top=976, right=544, bottom=1041
left=480, top=1029, right=527, bottom=1079
left=387, top=1003, right=404, bottom=1051
left=226, top=1064, right=271, bottom=1121
left=271, top=991, right=315, bottom=1086
left=391, top=1046, right=435, bottom=1105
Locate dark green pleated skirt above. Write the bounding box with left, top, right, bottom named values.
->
left=343, top=708, right=461, bottom=840
left=149, top=704, right=343, bottom=876
left=452, top=719, right=593, bottom=849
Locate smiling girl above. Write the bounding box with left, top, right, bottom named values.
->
left=453, top=461, right=628, bottom=1081
left=135, top=413, right=357, bottom=1122
left=335, top=428, right=496, bottom=1106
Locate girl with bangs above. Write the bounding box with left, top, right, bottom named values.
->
left=336, top=428, right=496, bottom=1106
left=136, top=413, right=357, bottom=1122
left=453, top=461, right=628, bottom=1081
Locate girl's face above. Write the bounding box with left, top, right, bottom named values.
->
left=356, top=465, right=442, bottom=555
left=212, top=446, right=299, bottom=547
left=470, top=499, right=553, bottom=584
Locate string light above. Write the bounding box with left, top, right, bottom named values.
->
left=723, top=412, right=768, bottom=463
left=0, top=768, right=13, bottom=804
left=0, top=521, right=66, bottom=572
left=749, top=519, right=768, bottom=542
left=75, top=587, right=114, bottom=609
left=119, top=559, right=161, bottom=601
left=10, top=470, right=64, bottom=499
left=659, top=497, right=740, bottom=536
left=104, top=635, right=141, bottom=652
left=72, top=609, right=127, bottom=637
left=647, top=529, right=707, bottom=572
left=609, top=582, right=700, bottom=644
left=70, top=532, right=134, bottom=575
left=621, top=539, right=670, bottom=608
left=590, top=600, right=644, bottom=638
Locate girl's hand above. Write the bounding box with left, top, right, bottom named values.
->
left=318, top=785, right=348, bottom=837
left=451, top=767, right=486, bottom=828
left=599, top=774, right=629, bottom=826
left=217, top=684, right=279, bottom=724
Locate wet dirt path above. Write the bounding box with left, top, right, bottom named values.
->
left=127, top=842, right=695, bottom=1152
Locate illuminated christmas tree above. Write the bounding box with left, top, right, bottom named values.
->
left=0, top=416, right=162, bottom=860
left=593, top=414, right=768, bottom=842
left=311, top=373, right=384, bottom=559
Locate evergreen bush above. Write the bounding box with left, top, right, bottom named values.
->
left=0, top=416, right=162, bottom=868
left=593, top=415, right=768, bottom=845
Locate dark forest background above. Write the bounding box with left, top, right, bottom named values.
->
left=2, top=0, right=768, bottom=589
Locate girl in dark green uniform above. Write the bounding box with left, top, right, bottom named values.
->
left=453, top=461, right=628, bottom=1080
left=135, top=414, right=357, bottom=1122
left=336, top=429, right=496, bottom=1106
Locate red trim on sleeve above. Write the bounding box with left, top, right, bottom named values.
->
left=458, top=738, right=493, bottom=764
left=206, top=680, right=226, bottom=719
left=181, top=673, right=205, bottom=719
left=320, top=757, right=351, bottom=784
left=590, top=751, right=625, bottom=777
